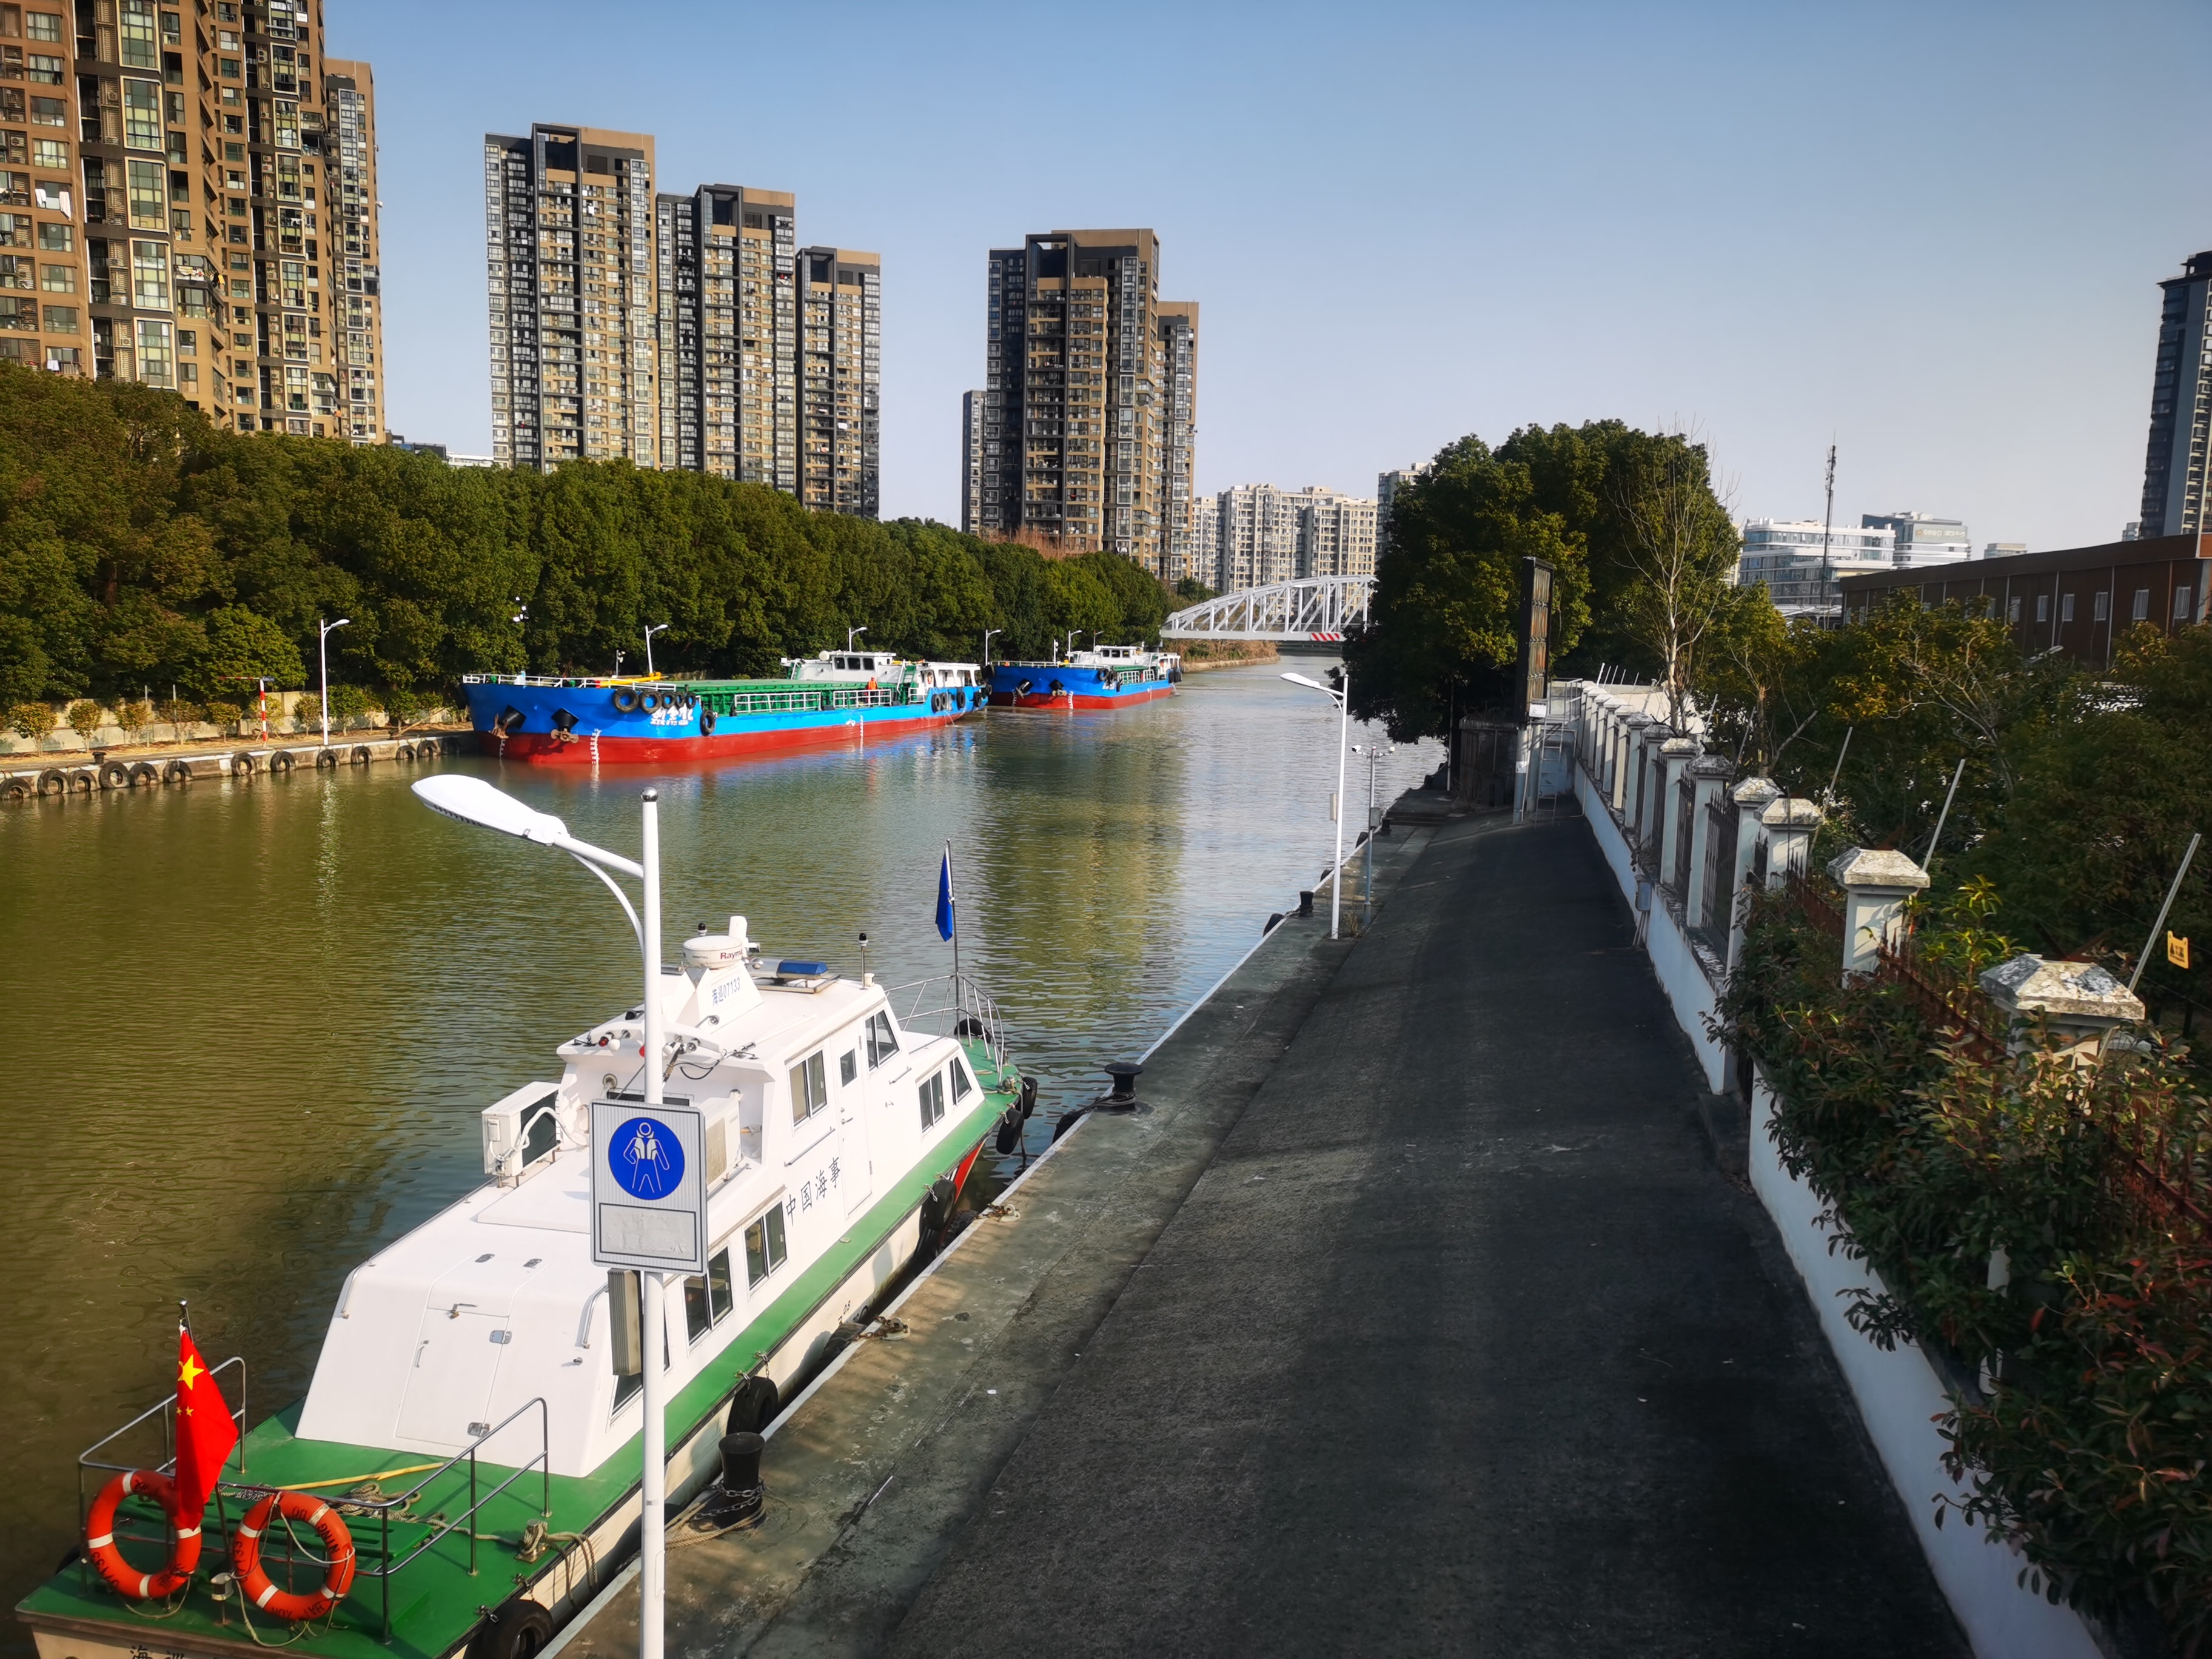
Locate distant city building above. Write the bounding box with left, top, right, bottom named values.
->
left=796, top=246, right=879, bottom=516
left=1863, top=512, right=1972, bottom=568
left=1376, top=463, right=1430, bottom=558
left=2139, top=250, right=2212, bottom=540
left=2123, top=520, right=2143, bottom=541
left=1207, top=484, right=1376, bottom=591
left=973, top=228, right=1199, bottom=576
left=960, top=390, right=986, bottom=535
left=324, top=61, right=386, bottom=446
left=1736, top=518, right=1895, bottom=619
left=486, top=126, right=877, bottom=511
left=1189, top=494, right=1218, bottom=586
left=655, top=184, right=796, bottom=487
left=484, top=125, right=659, bottom=471
left=1983, top=542, right=2026, bottom=560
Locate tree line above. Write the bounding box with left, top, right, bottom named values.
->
left=1355, top=415, right=2208, bottom=1020
left=0, top=365, right=1173, bottom=708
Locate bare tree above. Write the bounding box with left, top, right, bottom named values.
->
left=1612, top=431, right=1741, bottom=731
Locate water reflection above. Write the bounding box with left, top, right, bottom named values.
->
left=0, top=661, right=1435, bottom=1636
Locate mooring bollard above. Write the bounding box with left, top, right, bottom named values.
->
left=695, top=1430, right=765, bottom=1529
left=1298, top=889, right=1315, bottom=916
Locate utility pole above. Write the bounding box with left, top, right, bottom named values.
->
left=1820, top=443, right=1837, bottom=622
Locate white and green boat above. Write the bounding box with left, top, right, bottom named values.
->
left=20, top=799, right=1028, bottom=1659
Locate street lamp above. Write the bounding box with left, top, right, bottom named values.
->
left=409, top=774, right=669, bottom=1659
left=1351, top=740, right=1395, bottom=931
left=1281, top=668, right=1351, bottom=940
left=644, top=623, right=669, bottom=677
left=847, top=625, right=868, bottom=652
left=982, top=628, right=1001, bottom=666
left=317, top=617, right=350, bottom=748
left=614, top=649, right=626, bottom=679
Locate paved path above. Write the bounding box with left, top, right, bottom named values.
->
left=886, top=817, right=1968, bottom=1658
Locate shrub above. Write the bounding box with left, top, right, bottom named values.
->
left=383, top=684, right=443, bottom=733
left=291, top=691, right=323, bottom=731
left=65, top=699, right=105, bottom=738
left=8, top=702, right=55, bottom=740
left=330, top=683, right=381, bottom=724
left=203, top=700, right=243, bottom=733
left=115, top=700, right=152, bottom=735
left=156, top=698, right=200, bottom=728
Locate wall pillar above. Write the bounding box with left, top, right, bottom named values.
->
left=1634, top=722, right=1673, bottom=847
left=1979, top=955, right=2145, bottom=1062
left=1682, top=756, right=1736, bottom=927
left=1828, top=846, right=1931, bottom=982
left=1760, top=797, right=1822, bottom=887
left=1656, top=737, right=1700, bottom=890
left=1726, top=779, right=1781, bottom=973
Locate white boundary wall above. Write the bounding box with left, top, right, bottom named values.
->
left=1563, top=682, right=2105, bottom=1659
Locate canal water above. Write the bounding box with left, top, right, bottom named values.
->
left=0, top=659, right=1437, bottom=1634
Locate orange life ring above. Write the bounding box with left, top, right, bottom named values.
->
left=84, top=1469, right=201, bottom=1600
left=232, top=1490, right=356, bottom=1622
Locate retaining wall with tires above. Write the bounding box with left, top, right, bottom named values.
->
left=0, top=734, right=469, bottom=800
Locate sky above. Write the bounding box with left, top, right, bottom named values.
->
left=336, top=0, right=2212, bottom=552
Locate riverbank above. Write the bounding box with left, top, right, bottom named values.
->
left=1175, top=640, right=1279, bottom=671
left=558, top=808, right=1968, bottom=1657
left=1, top=731, right=469, bottom=798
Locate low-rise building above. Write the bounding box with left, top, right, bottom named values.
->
left=1735, top=519, right=1895, bottom=620
left=1863, top=511, right=1972, bottom=568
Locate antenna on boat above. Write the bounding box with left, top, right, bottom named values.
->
left=857, top=931, right=871, bottom=986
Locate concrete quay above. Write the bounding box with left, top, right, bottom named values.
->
left=563, top=813, right=1967, bottom=1657
left=0, top=731, right=467, bottom=798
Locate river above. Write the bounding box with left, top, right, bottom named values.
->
left=0, top=659, right=1438, bottom=1637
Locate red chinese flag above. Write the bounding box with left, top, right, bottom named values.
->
left=173, top=1324, right=238, bottom=1518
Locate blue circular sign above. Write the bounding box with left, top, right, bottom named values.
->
left=609, top=1116, right=684, bottom=1200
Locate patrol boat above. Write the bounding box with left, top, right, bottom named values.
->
left=19, top=894, right=1030, bottom=1659
left=985, top=643, right=1180, bottom=710
left=462, top=650, right=984, bottom=764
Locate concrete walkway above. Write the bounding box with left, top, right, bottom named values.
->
left=886, top=817, right=1968, bottom=1658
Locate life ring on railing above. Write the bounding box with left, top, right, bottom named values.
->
left=612, top=688, right=640, bottom=714
left=84, top=1469, right=200, bottom=1601
left=232, top=1490, right=357, bottom=1623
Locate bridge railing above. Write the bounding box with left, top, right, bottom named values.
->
left=1161, top=575, right=1375, bottom=642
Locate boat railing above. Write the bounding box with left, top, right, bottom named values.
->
left=76, top=1376, right=551, bottom=1641
left=890, top=973, right=1011, bottom=1071
left=461, top=672, right=658, bottom=688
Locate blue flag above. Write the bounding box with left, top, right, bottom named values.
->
left=935, top=844, right=956, bottom=942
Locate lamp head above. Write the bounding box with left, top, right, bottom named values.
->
left=411, top=774, right=568, bottom=847
left=1279, top=671, right=1335, bottom=696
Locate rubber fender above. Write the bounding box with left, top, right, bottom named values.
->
left=129, top=761, right=160, bottom=786
left=994, top=1108, right=1022, bottom=1155
left=230, top=751, right=257, bottom=777
left=267, top=751, right=294, bottom=775
left=700, top=709, right=717, bottom=735
left=467, top=1597, right=554, bottom=1659
left=4, top=776, right=32, bottom=800
left=350, top=745, right=371, bottom=766
left=638, top=691, right=660, bottom=712
left=612, top=688, right=640, bottom=714
left=723, top=1374, right=779, bottom=1436
left=163, top=760, right=193, bottom=784
left=314, top=749, right=338, bottom=769
left=1051, top=1105, right=1088, bottom=1144
left=99, top=760, right=130, bottom=789
left=1017, top=1074, right=1038, bottom=1120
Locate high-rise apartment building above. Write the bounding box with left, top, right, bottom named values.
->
left=795, top=244, right=877, bottom=516
left=1376, top=462, right=1430, bottom=558
left=1188, top=493, right=1217, bottom=587
left=974, top=228, right=1199, bottom=576
left=1208, top=483, right=1376, bottom=590
left=1, top=0, right=376, bottom=438
left=653, top=183, right=793, bottom=483
left=2140, top=250, right=2212, bottom=540
left=484, top=124, right=657, bottom=471
left=960, top=388, right=985, bottom=534
left=1737, top=518, right=1895, bottom=619
left=323, top=56, right=379, bottom=443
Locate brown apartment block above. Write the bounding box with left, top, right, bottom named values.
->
left=796, top=244, right=878, bottom=516
left=2, top=0, right=377, bottom=440
left=485, top=124, right=657, bottom=471
left=322, top=52, right=377, bottom=441
left=1838, top=533, right=2211, bottom=666
left=976, top=229, right=1200, bottom=578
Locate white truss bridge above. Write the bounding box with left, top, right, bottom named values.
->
left=1160, top=575, right=1375, bottom=642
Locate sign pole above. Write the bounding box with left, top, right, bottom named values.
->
left=638, top=788, right=664, bottom=1659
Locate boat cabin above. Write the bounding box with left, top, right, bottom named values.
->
left=293, top=917, right=985, bottom=1480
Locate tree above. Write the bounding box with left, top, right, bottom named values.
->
left=1609, top=432, right=1740, bottom=729
left=183, top=605, right=306, bottom=701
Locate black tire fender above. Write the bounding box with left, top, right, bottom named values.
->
left=350, top=745, right=370, bottom=766
left=129, top=761, right=160, bottom=786
left=231, top=751, right=258, bottom=777
left=267, top=751, right=295, bottom=776
left=699, top=709, right=717, bottom=736
left=468, top=1597, right=554, bottom=1659
left=162, top=760, right=192, bottom=785
left=99, top=760, right=130, bottom=789
left=315, top=748, right=338, bottom=769
left=612, top=688, right=639, bottom=714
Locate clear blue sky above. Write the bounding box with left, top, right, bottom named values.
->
left=338, top=0, right=2211, bottom=551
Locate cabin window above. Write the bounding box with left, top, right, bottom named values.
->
left=865, top=1011, right=899, bottom=1068
left=789, top=1051, right=828, bottom=1124
left=919, top=1070, right=946, bottom=1131
left=950, top=1057, right=973, bottom=1102
left=744, top=1206, right=788, bottom=1286
left=840, top=1048, right=857, bottom=1085
left=682, top=1245, right=735, bottom=1341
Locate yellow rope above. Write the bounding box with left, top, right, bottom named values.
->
left=273, top=1463, right=444, bottom=1493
